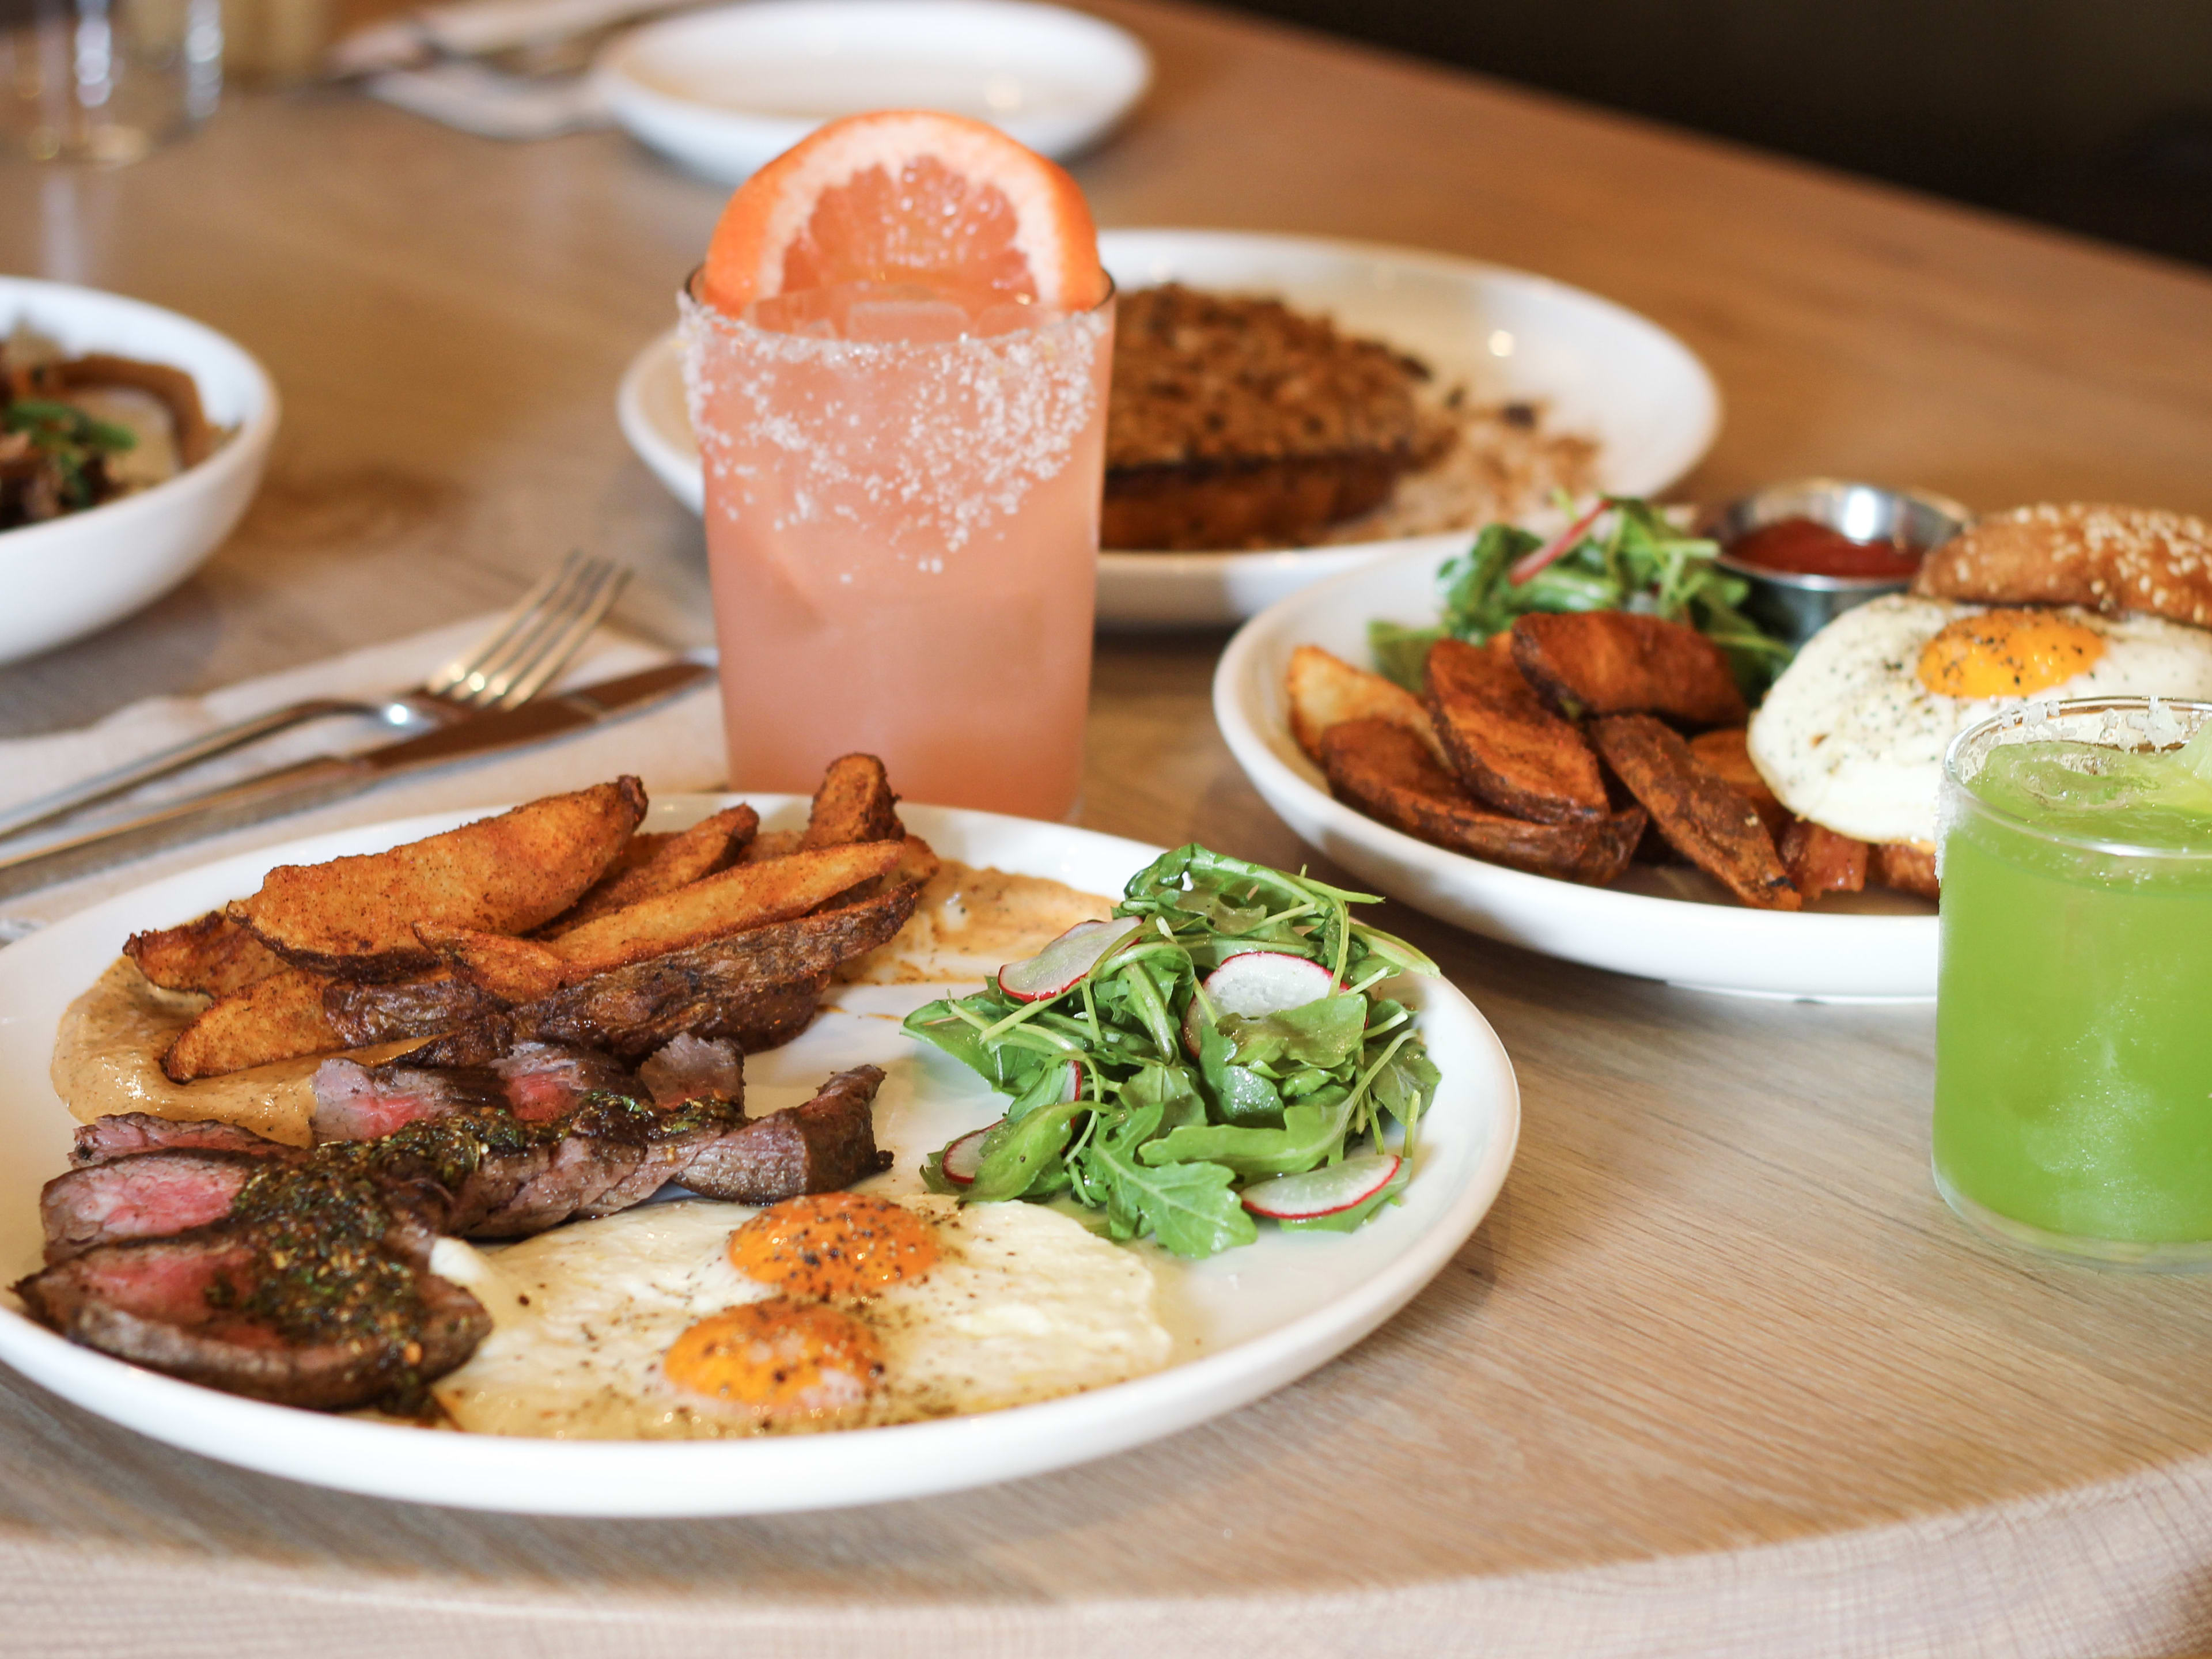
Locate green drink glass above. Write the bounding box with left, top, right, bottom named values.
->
left=1934, top=697, right=2212, bottom=1267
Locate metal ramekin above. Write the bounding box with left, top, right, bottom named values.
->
left=1708, top=478, right=1972, bottom=648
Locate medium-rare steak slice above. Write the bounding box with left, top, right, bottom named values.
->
left=71, top=1113, right=293, bottom=1167
left=310, top=1057, right=509, bottom=1143
left=491, top=1042, right=645, bottom=1122
left=41, top=1149, right=296, bottom=1263
left=14, top=1196, right=488, bottom=1411
left=677, top=1065, right=890, bottom=1202
left=636, top=1033, right=744, bottom=1108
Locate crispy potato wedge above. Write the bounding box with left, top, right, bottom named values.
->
left=232, top=778, right=647, bottom=978
left=1874, top=840, right=1940, bottom=900
left=408, top=882, right=923, bottom=1065
left=323, top=970, right=506, bottom=1048
left=740, top=828, right=806, bottom=865
left=413, top=925, right=565, bottom=1004
left=543, top=805, right=759, bottom=934
left=1285, top=644, right=1445, bottom=766
left=1687, top=728, right=1789, bottom=838
left=1589, top=714, right=1801, bottom=910
left=801, top=754, right=903, bottom=849
left=123, top=912, right=283, bottom=999
left=1423, top=638, right=1608, bottom=824
left=1322, top=718, right=1642, bottom=884
left=161, top=966, right=341, bottom=1082
left=1780, top=820, right=1869, bottom=900
left=1512, top=612, right=1747, bottom=729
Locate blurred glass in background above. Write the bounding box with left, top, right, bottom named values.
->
left=0, top=0, right=221, bottom=161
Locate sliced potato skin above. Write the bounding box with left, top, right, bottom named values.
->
left=233, top=778, right=647, bottom=979
left=1512, top=612, right=1747, bottom=729
left=1285, top=643, right=1443, bottom=766
left=161, top=967, right=340, bottom=1083
left=1320, top=718, right=1643, bottom=885
left=1588, top=714, right=1800, bottom=911
left=124, top=912, right=283, bottom=999
left=1423, top=638, right=1608, bottom=825
left=1687, top=728, right=1789, bottom=839
left=801, top=755, right=904, bottom=849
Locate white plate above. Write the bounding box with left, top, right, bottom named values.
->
left=0, top=278, right=279, bottom=665
left=616, top=228, right=1720, bottom=630
left=0, top=796, right=1517, bottom=1514
left=1214, top=548, right=1941, bottom=1001
left=594, top=0, right=1150, bottom=183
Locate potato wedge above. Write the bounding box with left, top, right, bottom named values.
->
left=1779, top=820, right=1869, bottom=900
left=161, top=966, right=341, bottom=1083
left=542, top=805, right=759, bottom=934
left=232, top=778, right=647, bottom=978
left=1285, top=644, right=1444, bottom=766
left=1321, top=718, right=1643, bottom=884
left=1588, top=714, right=1800, bottom=910
left=1512, top=612, right=1747, bottom=729
left=1687, top=728, right=1789, bottom=838
left=413, top=925, right=565, bottom=1004
left=1423, top=638, right=1608, bottom=824
left=123, top=912, right=282, bottom=999
left=740, top=828, right=806, bottom=865
left=323, top=970, right=506, bottom=1048
left=801, top=754, right=903, bottom=849
left=1874, top=840, right=1940, bottom=900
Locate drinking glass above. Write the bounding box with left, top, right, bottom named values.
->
left=1933, top=696, right=2212, bottom=1267
left=679, top=275, right=1114, bottom=823
left=0, top=0, right=220, bottom=163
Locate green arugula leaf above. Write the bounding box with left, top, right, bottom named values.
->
left=1141, top=1094, right=1355, bottom=1178
left=1220, top=992, right=1368, bottom=1071
left=1084, top=1139, right=1257, bottom=1257
left=966, top=1100, right=1083, bottom=1202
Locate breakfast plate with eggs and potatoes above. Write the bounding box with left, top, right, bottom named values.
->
left=1217, top=501, right=2212, bottom=1000
left=0, top=787, right=1517, bottom=1516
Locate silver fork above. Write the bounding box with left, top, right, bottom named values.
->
left=0, top=551, right=629, bottom=842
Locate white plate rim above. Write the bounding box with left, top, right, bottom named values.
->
left=613, top=227, right=1721, bottom=628
left=0, top=796, right=1519, bottom=1515
left=1210, top=545, right=1942, bottom=1000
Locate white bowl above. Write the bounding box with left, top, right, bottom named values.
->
left=0, top=278, right=278, bottom=665
left=594, top=0, right=1152, bottom=183
left=1213, top=546, right=1941, bottom=1002
left=616, top=229, right=1719, bottom=628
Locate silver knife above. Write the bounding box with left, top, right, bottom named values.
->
left=0, top=658, right=714, bottom=900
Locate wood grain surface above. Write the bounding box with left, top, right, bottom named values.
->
left=2, top=2, right=2212, bottom=1654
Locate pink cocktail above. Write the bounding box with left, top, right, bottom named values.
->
left=681, top=268, right=1112, bottom=821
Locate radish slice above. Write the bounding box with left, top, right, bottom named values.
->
left=940, top=1124, right=995, bottom=1186
left=1240, top=1154, right=1402, bottom=1219
left=1183, top=950, right=1335, bottom=1054
left=998, top=916, right=1141, bottom=1003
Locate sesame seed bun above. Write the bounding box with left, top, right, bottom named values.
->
left=1912, top=503, right=2212, bottom=628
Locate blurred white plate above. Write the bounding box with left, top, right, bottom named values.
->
left=594, top=0, right=1150, bottom=183
left=1214, top=548, right=1941, bottom=1001
left=618, top=229, right=1721, bottom=629
left=0, top=794, right=1518, bottom=1515
left=0, top=278, right=278, bottom=665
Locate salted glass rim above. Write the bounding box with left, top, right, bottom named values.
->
left=1941, top=695, right=2212, bottom=862
left=678, top=265, right=1118, bottom=348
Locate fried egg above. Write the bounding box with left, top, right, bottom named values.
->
left=425, top=1193, right=1171, bottom=1438
left=1748, top=594, right=2212, bottom=844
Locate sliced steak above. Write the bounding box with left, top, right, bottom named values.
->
left=14, top=1203, right=489, bottom=1411
left=310, top=1056, right=507, bottom=1143
left=41, top=1150, right=289, bottom=1263
left=636, top=1033, right=744, bottom=1108
left=71, top=1113, right=293, bottom=1167
left=676, top=1065, right=890, bottom=1203
left=491, top=1041, right=644, bottom=1123
left=403, top=882, right=919, bottom=1067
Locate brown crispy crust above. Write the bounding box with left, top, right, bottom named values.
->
left=1779, top=820, right=1869, bottom=900
left=124, top=912, right=283, bottom=999
left=1912, top=503, right=2212, bottom=627
left=1321, top=719, right=1642, bottom=885
left=1104, top=453, right=1410, bottom=551
left=1588, top=715, right=1800, bottom=911
left=1873, top=840, right=1940, bottom=901
left=801, top=754, right=904, bottom=849
left=1423, top=638, right=1608, bottom=824
left=1511, top=612, right=1747, bottom=729
left=161, top=967, right=340, bottom=1083
left=1687, top=728, right=1789, bottom=838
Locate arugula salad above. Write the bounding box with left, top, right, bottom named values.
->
left=1369, top=494, right=1794, bottom=698
left=905, top=844, right=1442, bottom=1258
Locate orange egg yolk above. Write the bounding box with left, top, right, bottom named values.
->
left=726, top=1192, right=939, bottom=1299
left=664, top=1298, right=882, bottom=1418
left=1916, top=609, right=2106, bottom=699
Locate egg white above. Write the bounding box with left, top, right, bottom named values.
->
left=1747, top=595, right=2212, bottom=845
left=425, top=1195, right=1171, bottom=1439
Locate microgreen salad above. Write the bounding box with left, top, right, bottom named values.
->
left=905, top=845, right=1442, bottom=1258
left=1368, top=494, right=1794, bottom=698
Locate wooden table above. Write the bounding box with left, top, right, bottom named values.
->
left=5, top=3, right=2212, bottom=1653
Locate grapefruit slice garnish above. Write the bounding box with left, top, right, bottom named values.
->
left=701, top=110, right=1108, bottom=317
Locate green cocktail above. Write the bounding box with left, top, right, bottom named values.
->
left=1934, top=698, right=2212, bottom=1266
